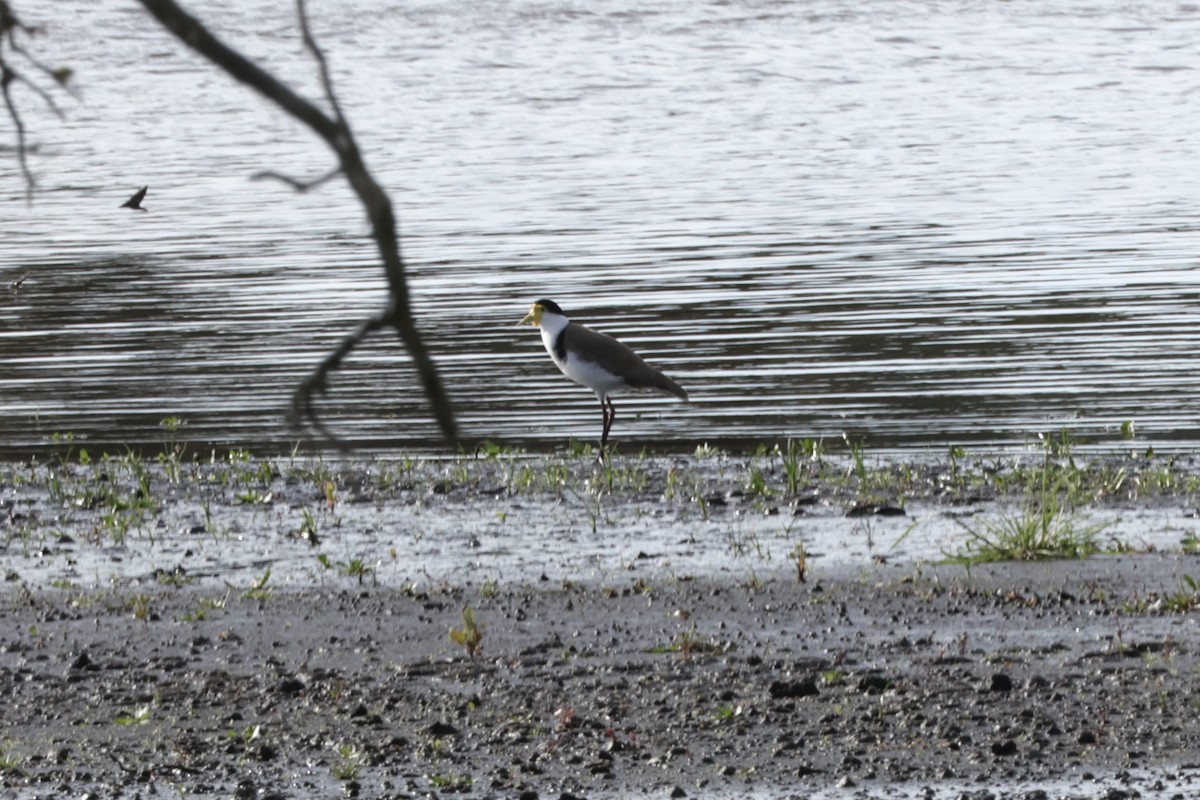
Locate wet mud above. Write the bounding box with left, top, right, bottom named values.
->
left=2, top=454, right=1199, bottom=798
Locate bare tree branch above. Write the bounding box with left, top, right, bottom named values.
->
left=250, top=165, right=341, bottom=193
left=0, top=63, right=34, bottom=200
left=139, top=0, right=459, bottom=448
left=0, top=1, right=71, bottom=203
left=295, top=0, right=346, bottom=127
left=7, top=63, right=65, bottom=117
left=288, top=307, right=393, bottom=453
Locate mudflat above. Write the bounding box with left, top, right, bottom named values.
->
left=2, top=449, right=1199, bottom=799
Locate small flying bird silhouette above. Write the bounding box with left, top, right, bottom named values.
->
left=120, top=186, right=148, bottom=211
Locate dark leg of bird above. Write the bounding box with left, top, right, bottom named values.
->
left=600, top=398, right=616, bottom=454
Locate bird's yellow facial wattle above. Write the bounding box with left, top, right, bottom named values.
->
left=519, top=303, right=544, bottom=327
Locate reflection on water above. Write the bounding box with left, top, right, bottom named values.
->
left=3, top=0, right=1200, bottom=456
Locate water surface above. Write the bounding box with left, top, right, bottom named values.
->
left=4, top=0, right=1200, bottom=456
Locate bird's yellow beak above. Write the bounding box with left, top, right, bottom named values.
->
left=518, top=303, right=543, bottom=327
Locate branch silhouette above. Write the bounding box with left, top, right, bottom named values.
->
left=0, top=0, right=73, bottom=203
left=139, top=0, right=458, bottom=448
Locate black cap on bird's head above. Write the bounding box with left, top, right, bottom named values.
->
left=519, top=298, right=565, bottom=327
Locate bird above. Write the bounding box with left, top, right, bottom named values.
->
left=519, top=298, right=688, bottom=452
left=120, top=185, right=148, bottom=211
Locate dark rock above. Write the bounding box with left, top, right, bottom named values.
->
left=989, top=673, right=1013, bottom=692
left=276, top=676, right=306, bottom=694
left=768, top=679, right=819, bottom=699
left=428, top=721, right=459, bottom=737
left=69, top=652, right=94, bottom=671
left=991, top=739, right=1018, bottom=757
left=857, top=675, right=891, bottom=694
left=846, top=503, right=906, bottom=517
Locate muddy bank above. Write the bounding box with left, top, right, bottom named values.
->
left=2, top=557, right=1199, bottom=799
left=2, top=451, right=1200, bottom=798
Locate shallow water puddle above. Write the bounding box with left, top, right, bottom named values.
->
left=4, top=456, right=1199, bottom=592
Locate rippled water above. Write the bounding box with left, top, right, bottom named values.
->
left=4, top=0, right=1200, bottom=457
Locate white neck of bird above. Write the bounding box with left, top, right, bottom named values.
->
left=538, top=310, right=569, bottom=337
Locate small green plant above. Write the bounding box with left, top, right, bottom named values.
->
left=844, top=433, right=868, bottom=488
left=947, top=445, right=968, bottom=491
left=449, top=606, right=484, bottom=658
left=291, top=508, right=320, bottom=545
left=331, top=743, right=365, bottom=781
left=242, top=569, right=273, bottom=601
left=114, top=705, right=152, bottom=726
left=1162, top=575, right=1200, bottom=612
left=158, top=416, right=187, bottom=483
left=745, top=464, right=769, bottom=497
left=181, top=593, right=228, bottom=622
left=949, top=501, right=1107, bottom=564
left=428, top=773, right=473, bottom=790
left=339, top=558, right=374, bottom=584
left=649, top=623, right=731, bottom=657
left=235, top=489, right=272, bottom=505
left=567, top=438, right=594, bottom=458
left=0, top=743, right=22, bottom=772
left=226, top=724, right=261, bottom=747
left=0, top=739, right=23, bottom=772
left=779, top=438, right=803, bottom=495
left=154, top=567, right=193, bottom=588
left=711, top=705, right=738, bottom=724
left=129, top=593, right=152, bottom=621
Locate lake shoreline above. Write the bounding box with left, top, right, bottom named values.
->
left=2, top=451, right=1200, bottom=797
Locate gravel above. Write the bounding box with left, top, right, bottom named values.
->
left=2, top=557, right=1198, bottom=799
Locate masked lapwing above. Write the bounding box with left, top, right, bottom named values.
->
left=519, top=299, right=688, bottom=451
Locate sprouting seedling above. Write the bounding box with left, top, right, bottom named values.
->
left=790, top=541, right=807, bottom=583
left=114, top=705, right=152, bottom=726
left=780, top=437, right=802, bottom=495
left=242, top=568, right=272, bottom=601
left=331, top=743, right=364, bottom=781
left=449, top=606, right=484, bottom=658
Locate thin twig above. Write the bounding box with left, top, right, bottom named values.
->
left=0, top=63, right=34, bottom=202
left=287, top=307, right=394, bottom=451
left=8, top=63, right=64, bottom=117
left=295, top=0, right=347, bottom=128
left=250, top=165, right=342, bottom=193
left=0, top=2, right=72, bottom=201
